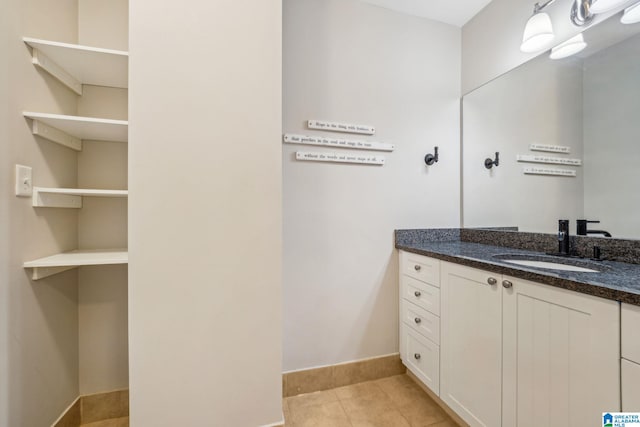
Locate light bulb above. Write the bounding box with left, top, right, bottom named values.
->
left=590, top=0, right=629, bottom=14
left=621, top=2, right=640, bottom=24
left=550, top=33, right=587, bottom=59
left=521, top=12, right=555, bottom=53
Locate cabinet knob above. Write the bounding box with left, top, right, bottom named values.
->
left=414, top=317, right=422, bottom=324
left=414, top=353, right=421, bottom=360
left=502, top=280, right=513, bottom=289
left=414, top=265, right=422, bottom=271
left=414, top=291, right=421, bottom=297
left=487, top=277, right=497, bottom=285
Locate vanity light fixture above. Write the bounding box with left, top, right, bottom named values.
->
left=571, top=0, right=595, bottom=25
left=621, top=1, right=640, bottom=23
left=550, top=33, right=588, bottom=59
left=590, top=0, right=629, bottom=13
left=521, top=1, right=557, bottom=53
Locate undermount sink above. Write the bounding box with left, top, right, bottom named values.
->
left=492, top=254, right=605, bottom=273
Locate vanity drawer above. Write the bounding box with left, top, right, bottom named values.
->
left=400, top=251, right=440, bottom=287
left=401, top=275, right=440, bottom=316
left=401, top=299, right=440, bottom=345
left=622, top=303, right=640, bottom=363
left=402, top=325, right=440, bottom=395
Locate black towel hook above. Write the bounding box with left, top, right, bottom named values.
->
left=485, top=152, right=499, bottom=169
left=425, top=147, right=439, bottom=166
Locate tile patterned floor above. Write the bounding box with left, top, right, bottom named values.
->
left=284, top=374, right=458, bottom=427
left=81, top=417, right=129, bottom=427
left=77, top=374, right=456, bottom=427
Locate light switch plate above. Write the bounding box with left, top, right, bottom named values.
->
left=15, top=165, right=33, bottom=197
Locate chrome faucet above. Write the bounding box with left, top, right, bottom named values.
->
left=558, top=219, right=570, bottom=255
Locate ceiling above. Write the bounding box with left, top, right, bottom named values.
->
left=358, top=0, right=493, bottom=27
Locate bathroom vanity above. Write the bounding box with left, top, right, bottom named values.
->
left=396, top=229, right=640, bottom=427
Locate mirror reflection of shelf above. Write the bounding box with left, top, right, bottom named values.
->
left=517, top=154, right=582, bottom=166
left=523, top=167, right=577, bottom=177
left=32, top=187, right=128, bottom=208
left=23, top=37, right=128, bottom=94
left=23, top=248, right=128, bottom=280
left=23, top=112, right=128, bottom=151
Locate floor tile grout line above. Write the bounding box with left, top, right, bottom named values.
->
left=335, top=398, right=355, bottom=427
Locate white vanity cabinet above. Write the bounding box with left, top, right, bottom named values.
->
left=399, top=251, right=441, bottom=394
left=440, top=262, right=502, bottom=427
left=502, top=275, right=620, bottom=427
left=398, top=251, right=622, bottom=427
left=622, top=303, right=640, bottom=411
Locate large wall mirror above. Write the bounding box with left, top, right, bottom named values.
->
left=462, top=11, right=640, bottom=239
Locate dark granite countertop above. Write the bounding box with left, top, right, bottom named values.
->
left=396, top=239, right=640, bottom=305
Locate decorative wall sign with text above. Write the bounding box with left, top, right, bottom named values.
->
left=283, top=134, right=394, bottom=152
left=523, top=167, right=576, bottom=177
left=307, top=120, right=375, bottom=135
left=296, top=151, right=385, bottom=165
left=517, top=154, right=582, bottom=166
left=529, top=144, right=571, bottom=154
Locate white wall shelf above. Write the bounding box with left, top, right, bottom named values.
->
left=24, top=248, right=128, bottom=280
left=24, top=112, right=128, bottom=149
left=33, top=187, right=128, bottom=208
left=23, top=37, right=128, bottom=94
left=296, top=151, right=385, bottom=165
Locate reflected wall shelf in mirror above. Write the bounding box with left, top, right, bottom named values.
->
left=24, top=249, right=128, bottom=280
left=462, top=11, right=640, bottom=239
left=23, top=37, right=128, bottom=94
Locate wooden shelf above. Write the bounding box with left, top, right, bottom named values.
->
left=24, top=112, right=128, bottom=150
left=23, top=37, right=128, bottom=94
left=33, top=187, right=128, bottom=208
left=24, top=248, right=128, bottom=280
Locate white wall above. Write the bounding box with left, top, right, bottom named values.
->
left=583, top=34, right=640, bottom=239
left=2, top=0, right=80, bottom=425
left=0, top=7, right=9, bottom=424
left=462, top=0, right=633, bottom=94
left=78, top=0, right=128, bottom=51
left=77, top=0, right=129, bottom=395
left=128, top=0, right=283, bottom=425
left=462, top=55, right=584, bottom=232
left=77, top=86, right=129, bottom=394
left=283, top=0, right=461, bottom=372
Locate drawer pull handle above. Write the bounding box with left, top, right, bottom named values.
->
left=502, top=280, right=513, bottom=289
left=414, top=265, right=421, bottom=271
left=414, top=291, right=421, bottom=297
left=414, top=353, right=421, bottom=360
left=487, top=277, right=497, bottom=286
left=414, top=317, right=421, bottom=324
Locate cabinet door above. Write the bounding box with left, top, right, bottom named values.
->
left=441, top=262, right=502, bottom=427
left=502, top=276, right=620, bottom=427
left=622, top=303, right=640, bottom=363
left=622, top=359, right=640, bottom=411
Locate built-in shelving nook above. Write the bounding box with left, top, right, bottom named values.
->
left=23, top=111, right=128, bottom=150
left=23, top=37, right=128, bottom=94
left=32, top=187, right=128, bottom=208
left=22, top=37, right=129, bottom=280
left=24, top=249, right=128, bottom=280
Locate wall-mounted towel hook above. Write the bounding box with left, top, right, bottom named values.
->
left=424, top=146, right=439, bottom=166
left=485, top=152, right=500, bottom=169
